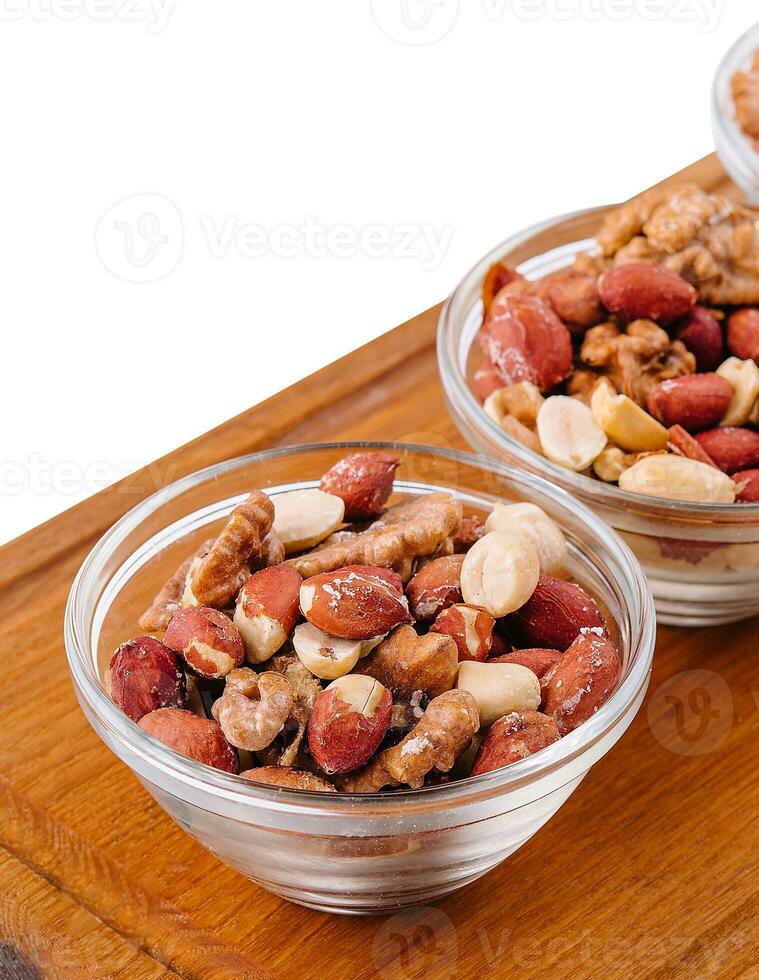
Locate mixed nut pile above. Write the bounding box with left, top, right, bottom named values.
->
left=474, top=184, right=759, bottom=504
left=108, top=452, right=621, bottom=792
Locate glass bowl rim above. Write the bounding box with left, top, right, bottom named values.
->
left=437, top=207, right=759, bottom=521
left=711, top=21, right=759, bottom=191
left=65, top=440, right=655, bottom=816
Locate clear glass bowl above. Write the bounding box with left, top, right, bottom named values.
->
left=713, top=22, right=759, bottom=204
left=65, top=442, right=654, bottom=915
left=438, top=212, right=759, bottom=627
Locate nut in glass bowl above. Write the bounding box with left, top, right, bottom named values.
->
left=65, top=443, right=653, bottom=914
left=438, top=205, right=759, bottom=627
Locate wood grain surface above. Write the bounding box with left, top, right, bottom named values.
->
left=1, top=155, right=756, bottom=980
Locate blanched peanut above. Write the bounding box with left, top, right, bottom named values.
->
left=590, top=379, right=668, bottom=452
left=292, top=622, right=363, bottom=679
left=484, top=502, right=567, bottom=576
left=537, top=396, right=607, bottom=471
left=325, top=674, right=388, bottom=713
left=484, top=389, right=507, bottom=425
left=272, top=489, right=345, bottom=554
left=456, top=662, right=541, bottom=727
left=619, top=455, right=736, bottom=503
left=461, top=531, right=540, bottom=618
left=716, top=357, right=759, bottom=427
left=593, top=446, right=627, bottom=483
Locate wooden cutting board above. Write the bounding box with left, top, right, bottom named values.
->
left=1, top=154, right=756, bottom=980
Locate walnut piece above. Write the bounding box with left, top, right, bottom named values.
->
left=190, top=492, right=275, bottom=608
left=266, top=653, right=322, bottom=767
left=287, top=493, right=463, bottom=580
left=340, top=689, right=480, bottom=792
left=255, top=532, right=286, bottom=569
left=596, top=184, right=701, bottom=257
left=483, top=381, right=544, bottom=454
left=487, top=381, right=544, bottom=426
left=588, top=185, right=759, bottom=306
left=573, top=250, right=610, bottom=279
left=483, top=382, right=545, bottom=454
left=580, top=320, right=695, bottom=406
left=732, top=52, right=759, bottom=142
left=567, top=369, right=603, bottom=405
left=139, top=538, right=214, bottom=632
left=355, top=625, right=459, bottom=700
left=241, top=767, right=336, bottom=792
left=211, top=668, right=293, bottom=752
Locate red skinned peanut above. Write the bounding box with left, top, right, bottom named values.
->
left=164, top=607, right=245, bottom=680
left=110, top=636, right=187, bottom=723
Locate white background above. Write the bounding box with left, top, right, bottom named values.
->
left=1, top=0, right=756, bottom=545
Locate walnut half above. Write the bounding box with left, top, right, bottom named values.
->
left=579, top=320, right=695, bottom=406
left=287, top=493, right=463, bottom=581
left=189, top=491, right=275, bottom=608
left=340, top=690, right=480, bottom=792
left=588, top=184, right=759, bottom=307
